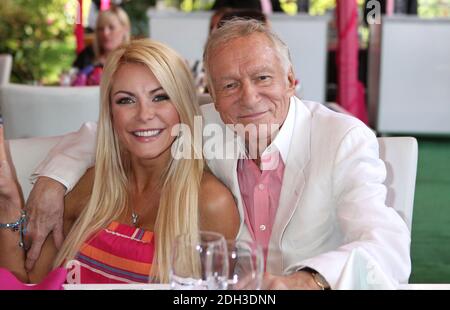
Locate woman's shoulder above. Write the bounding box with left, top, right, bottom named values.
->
left=199, top=171, right=239, bottom=240
left=199, top=171, right=235, bottom=207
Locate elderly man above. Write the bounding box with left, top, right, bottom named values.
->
left=24, top=20, right=410, bottom=289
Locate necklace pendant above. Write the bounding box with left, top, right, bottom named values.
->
left=131, top=212, right=139, bottom=226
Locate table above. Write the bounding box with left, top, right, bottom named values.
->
left=63, top=283, right=171, bottom=290
left=62, top=283, right=450, bottom=290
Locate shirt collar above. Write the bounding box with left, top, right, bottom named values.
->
left=261, top=96, right=296, bottom=164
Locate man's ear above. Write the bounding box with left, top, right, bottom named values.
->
left=286, top=67, right=296, bottom=96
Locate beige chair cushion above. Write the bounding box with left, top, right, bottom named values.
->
left=8, top=135, right=63, bottom=200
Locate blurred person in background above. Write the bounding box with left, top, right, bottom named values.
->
left=71, top=6, right=131, bottom=86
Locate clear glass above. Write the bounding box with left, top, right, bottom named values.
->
left=226, top=240, right=264, bottom=290
left=170, top=231, right=229, bottom=290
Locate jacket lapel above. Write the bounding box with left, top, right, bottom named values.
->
left=267, top=97, right=312, bottom=274
left=220, top=126, right=251, bottom=240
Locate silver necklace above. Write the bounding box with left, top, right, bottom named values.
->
left=131, top=211, right=139, bottom=226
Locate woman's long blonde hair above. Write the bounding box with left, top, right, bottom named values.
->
left=93, top=6, right=131, bottom=60
left=54, top=39, right=204, bottom=283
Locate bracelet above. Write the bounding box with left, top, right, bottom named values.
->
left=0, top=210, right=28, bottom=249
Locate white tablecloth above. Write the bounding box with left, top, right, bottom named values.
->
left=62, top=283, right=450, bottom=290
left=63, top=283, right=171, bottom=290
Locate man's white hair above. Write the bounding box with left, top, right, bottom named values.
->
left=203, top=18, right=293, bottom=97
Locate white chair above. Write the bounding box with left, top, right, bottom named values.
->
left=0, top=84, right=99, bottom=139
left=0, top=54, right=13, bottom=85
left=377, top=137, right=418, bottom=231
left=8, top=135, right=63, bottom=200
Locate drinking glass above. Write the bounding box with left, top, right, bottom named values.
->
left=226, top=240, right=264, bottom=290
left=170, top=231, right=229, bottom=290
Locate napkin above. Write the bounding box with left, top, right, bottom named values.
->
left=0, top=267, right=67, bottom=290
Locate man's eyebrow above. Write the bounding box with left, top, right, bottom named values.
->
left=250, top=66, right=273, bottom=74
left=218, top=76, right=236, bottom=81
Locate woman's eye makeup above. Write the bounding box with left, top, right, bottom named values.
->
left=116, top=96, right=135, bottom=105
left=153, top=93, right=170, bottom=102
left=113, top=89, right=170, bottom=105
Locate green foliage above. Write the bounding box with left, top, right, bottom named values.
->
left=179, top=0, right=214, bottom=11
left=0, top=0, right=75, bottom=84
left=309, top=0, right=336, bottom=15
left=418, top=0, right=450, bottom=17
left=122, top=0, right=156, bottom=37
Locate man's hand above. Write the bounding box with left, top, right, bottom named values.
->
left=261, top=271, right=323, bottom=290
left=24, top=177, right=66, bottom=271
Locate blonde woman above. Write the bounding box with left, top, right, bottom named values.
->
left=72, top=6, right=131, bottom=86
left=0, top=39, right=239, bottom=284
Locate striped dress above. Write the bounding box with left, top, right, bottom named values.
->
left=71, top=221, right=155, bottom=283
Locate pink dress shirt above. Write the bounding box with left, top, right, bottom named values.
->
left=238, top=151, right=285, bottom=261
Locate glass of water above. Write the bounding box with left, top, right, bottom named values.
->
left=170, top=231, right=229, bottom=290
left=226, top=240, right=264, bottom=290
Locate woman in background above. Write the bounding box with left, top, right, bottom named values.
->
left=71, top=6, right=131, bottom=86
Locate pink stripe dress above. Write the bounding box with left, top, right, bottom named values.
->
left=68, top=221, right=155, bottom=284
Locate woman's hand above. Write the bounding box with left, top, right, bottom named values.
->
left=0, top=125, right=22, bottom=221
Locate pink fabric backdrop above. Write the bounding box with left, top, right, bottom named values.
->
left=336, top=0, right=368, bottom=124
